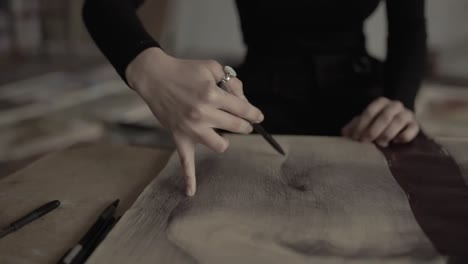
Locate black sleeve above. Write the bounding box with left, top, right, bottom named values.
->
left=384, top=0, right=427, bottom=110
left=82, top=0, right=161, bottom=84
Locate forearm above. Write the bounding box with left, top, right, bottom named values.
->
left=384, top=32, right=427, bottom=111
left=384, top=0, right=427, bottom=111
left=82, top=0, right=161, bottom=84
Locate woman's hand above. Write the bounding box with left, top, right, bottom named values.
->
left=126, top=48, right=264, bottom=196
left=341, top=97, right=419, bottom=147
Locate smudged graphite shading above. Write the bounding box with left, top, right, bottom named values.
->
left=88, top=135, right=468, bottom=264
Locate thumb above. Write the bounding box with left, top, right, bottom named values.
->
left=174, top=133, right=196, bottom=196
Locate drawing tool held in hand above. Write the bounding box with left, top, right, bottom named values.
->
left=0, top=200, right=60, bottom=239
left=58, top=199, right=119, bottom=264
left=217, top=66, right=285, bottom=155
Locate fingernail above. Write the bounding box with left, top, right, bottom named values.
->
left=186, top=186, right=194, bottom=197
left=378, top=141, right=388, bottom=148
left=258, top=113, right=264, bottom=123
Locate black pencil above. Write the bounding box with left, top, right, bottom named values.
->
left=71, top=216, right=119, bottom=264
left=0, top=200, right=60, bottom=239
left=58, top=199, right=119, bottom=264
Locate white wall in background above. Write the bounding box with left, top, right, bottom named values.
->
left=427, top=0, right=468, bottom=76
left=428, top=0, right=468, bottom=51
left=364, top=2, right=386, bottom=59
left=365, top=0, right=468, bottom=76
left=160, top=0, right=245, bottom=65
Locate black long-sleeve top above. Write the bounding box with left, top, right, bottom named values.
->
left=82, top=0, right=427, bottom=110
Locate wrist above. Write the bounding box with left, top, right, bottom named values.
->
left=125, top=47, right=169, bottom=94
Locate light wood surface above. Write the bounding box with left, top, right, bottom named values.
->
left=0, top=143, right=171, bottom=264
left=87, top=135, right=468, bottom=264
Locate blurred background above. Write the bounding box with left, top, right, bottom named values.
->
left=0, top=0, right=467, bottom=177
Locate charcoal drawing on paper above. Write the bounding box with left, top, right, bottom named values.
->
left=88, top=135, right=468, bottom=264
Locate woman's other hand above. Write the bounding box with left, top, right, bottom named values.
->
left=126, top=48, right=264, bottom=196
left=342, top=97, right=420, bottom=147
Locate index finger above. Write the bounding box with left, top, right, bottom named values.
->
left=174, top=134, right=196, bottom=196
left=224, top=77, right=247, bottom=100
left=216, top=88, right=264, bottom=123
left=352, top=97, right=390, bottom=140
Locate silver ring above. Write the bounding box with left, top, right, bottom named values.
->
left=219, top=66, right=237, bottom=87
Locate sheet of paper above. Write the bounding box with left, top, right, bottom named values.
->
left=88, top=135, right=468, bottom=264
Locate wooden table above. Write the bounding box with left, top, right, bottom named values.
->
left=0, top=143, right=171, bottom=264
